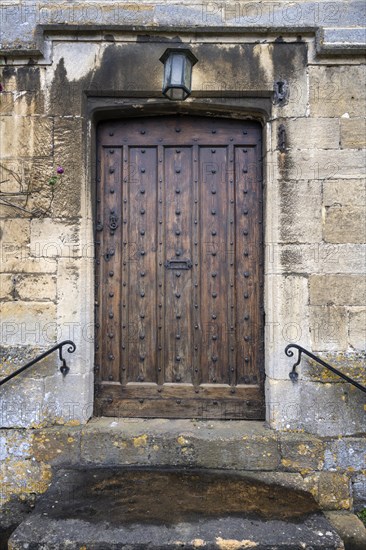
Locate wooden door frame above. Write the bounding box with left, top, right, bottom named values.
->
left=87, top=97, right=271, bottom=417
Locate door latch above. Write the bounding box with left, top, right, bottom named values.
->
left=165, top=259, right=192, bottom=270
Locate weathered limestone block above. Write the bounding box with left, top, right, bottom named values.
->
left=56, top=258, right=94, bottom=374
left=0, top=430, right=32, bottom=459
left=278, top=244, right=366, bottom=275
left=274, top=118, right=340, bottom=150
left=0, top=159, right=27, bottom=195
left=46, top=43, right=102, bottom=116
left=349, top=309, right=366, bottom=350
left=30, top=218, right=80, bottom=259
left=341, top=118, right=366, bottom=149
left=352, top=474, right=366, bottom=510
left=6, top=66, right=44, bottom=109
left=0, top=218, right=30, bottom=248
left=0, top=157, right=58, bottom=217
left=309, top=65, right=366, bottom=118
left=31, top=426, right=82, bottom=466
left=0, top=377, right=45, bottom=428
left=0, top=434, right=7, bottom=460
left=0, top=346, right=59, bottom=383
left=0, top=68, right=17, bottom=91
left=323, top=179, right=366, bottom=207
left=0, top=116, right=53, bottom=159
left=279, top=178, right=322, bottom=243
left=53, top=117, right=83, bottom=169
left=309, top=306, right=347, bottom=351
left=0, top=274, right=56, bottom=302
left=318, top=472, right=352, bottom=510
left=302, top=352, right=366, bottom=386
left=266, top=379, right=366, bottom=436
left=0, top=66, right=42, bottom=94
left=0, top=166, right=57, bottom=231
left=324, top=438, right=366, bottom=471
left=280, top=434, right=325, bottom=472
left=0, top=67, right=45, bottom=115
left=10, top=91, right=45, bottom=116
left=16, top=275, right=56, bottom=302
left=52, top=117, right=84, bottom=218
left=325, top=511, right=366, bottom=550
left=0, top=274, right=14, bottom=299
left=324, top=205, right=366, bottom=244
left=266, top=274, right=310, bottom=379
left=281, top=149, right=366, bottom=180
left=0, top=459, right=51, bottom=505
left=193, top=434, right=280, bottom=471
left=264, top=149, right=282, bottom=246
left=0, top=92, right=14, bottom=115
left=25, top=158, right=58, bottom=213
left=0, top=66, right=45, bottom=118
left=0, top=0, right=364, bottom=40
left=0, top=254, right=57, bottom=275
left=310, top=275, right=366, bottom=306
left=43, top=372, right=93, bottom=424
left=0, top=301, right=57, bottom=346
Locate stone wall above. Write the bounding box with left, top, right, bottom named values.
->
left=0, top=0, right=365, bottom=509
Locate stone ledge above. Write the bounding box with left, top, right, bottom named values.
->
left=317, top=28, right=366, bottom=55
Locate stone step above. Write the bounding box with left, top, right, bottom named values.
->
left=33, top=418, right=324, bottom=472
left=9, top=467, right=345, bottom=549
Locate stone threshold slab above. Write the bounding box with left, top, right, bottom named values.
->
left=31, top=418, right=327, bottom=473
left=80, top=419, right=281, bottom=469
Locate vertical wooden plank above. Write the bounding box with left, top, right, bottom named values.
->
left=192, top=145, right=200, bottom=388
left=127, top=145, right=158, bottom=384
left=157, top=145, right=165, bottom=386
left=100, top=145, right=122, bottom=384
left=163, top=146, right=193, bottom=384
left=227, top=144, right=237, bottom=389
left=235, top=144, right=262, bottom=384
left=246, top=142, right=264, bottom=384
left=121, top=145, right=129, bottom=386
left=94, top=132, right=104, bottom=390
left=199, top=146, right=230, bottom=385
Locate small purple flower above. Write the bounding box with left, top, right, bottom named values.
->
left=56, top=166, right=64, bottom=175
left=0, top=84, right=3, bottom=92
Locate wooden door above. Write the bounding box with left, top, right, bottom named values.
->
left=95, top=116, right=264, bottom=419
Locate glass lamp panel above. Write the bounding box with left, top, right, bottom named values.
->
left=164, top=55, right=173, bottom=88
left=184, top=57, right=192, bottom=89
left=168, top=87, right=186, bottom=100
left=170, top=54, right=185, bottom=86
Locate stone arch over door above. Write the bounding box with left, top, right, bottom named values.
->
left=94, top=113, right=264, bottom=419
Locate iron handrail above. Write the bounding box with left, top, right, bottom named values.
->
left=285, top=343, right=366, bottom=393
left=0, top=340, right=76, bottom=387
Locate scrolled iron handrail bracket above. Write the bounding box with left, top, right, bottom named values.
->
left=0, top=340, right=76, bottom=387
left=285, top=343, right=366, bottom=394
left=285, top=344, right=302, bottom=382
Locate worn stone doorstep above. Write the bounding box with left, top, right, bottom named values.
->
left=9, top=467, right=345, bottom=550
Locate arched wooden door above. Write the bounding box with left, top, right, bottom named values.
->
left=95, top=116, right=264, bottom=419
